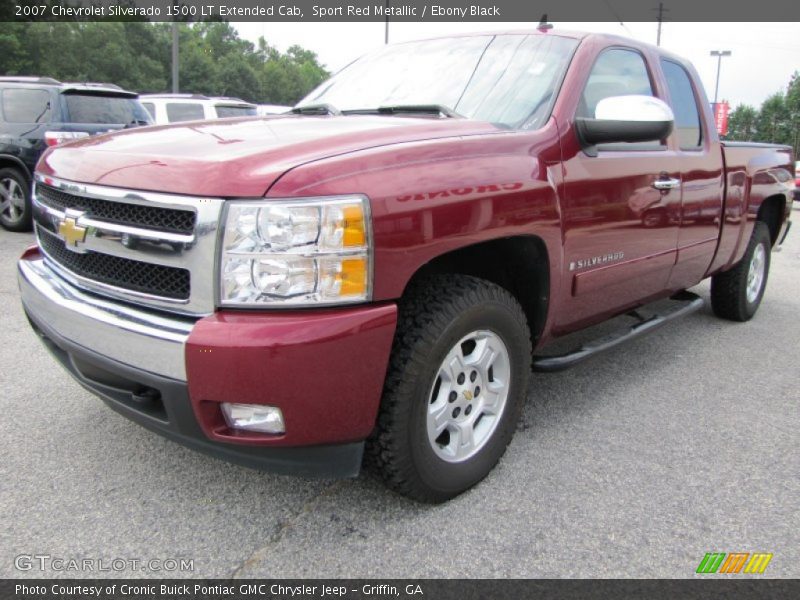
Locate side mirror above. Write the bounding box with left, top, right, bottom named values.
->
left=576, top=95, right=674, bottom=147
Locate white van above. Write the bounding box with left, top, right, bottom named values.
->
left=140, top=94, right=257, bottom=124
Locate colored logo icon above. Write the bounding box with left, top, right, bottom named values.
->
left=696, top=552, right=773, bottom=574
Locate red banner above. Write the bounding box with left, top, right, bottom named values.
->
left=713, top=101, right=730, bottom=136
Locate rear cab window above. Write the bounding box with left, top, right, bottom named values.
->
left=62, top=92, right=151, bottom=125
left=214, top=104, right=257, bottom=118
left=166, top=102, right=205, bottom=123
left=1, top=88, right=52, bottom=123
left=661, top=59, right=703, bottom=150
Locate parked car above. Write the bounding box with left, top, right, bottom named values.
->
left=257, top=104, right=292, bottom=116
left=140, top=94, right=257, bottom=124
left=19, top=31, right=793, bottom=502
left=0, top=77, right=152, bottom=231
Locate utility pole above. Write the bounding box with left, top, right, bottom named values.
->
left=654, top=2, right=667, bottom=46
left=171, top=22, right=179, bottom=93
left=710, top=50, right=731, bottom=105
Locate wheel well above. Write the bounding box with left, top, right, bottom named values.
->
left=402, top=236, right=550, bottom=346
left=757, top=194, right=785, bottom=245
left=0, top=156, right=31, bottom=180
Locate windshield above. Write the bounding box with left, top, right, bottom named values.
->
left=215, top=104, right=257, bottom=118
left=63, top=93, right=153, bottom=125
left=298, top=34, right=578, bottom=129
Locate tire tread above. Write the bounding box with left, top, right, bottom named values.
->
left=710, top=221, right=771, bottom=322
left=365, top=274, right=530, bottom=502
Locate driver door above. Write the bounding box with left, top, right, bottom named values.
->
left=557, top=47, right=682, bottom=331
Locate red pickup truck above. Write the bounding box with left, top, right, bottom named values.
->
left=18, top=31, right=794, bottom=502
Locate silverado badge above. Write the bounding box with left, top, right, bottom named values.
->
left=569, top=251, right=625, bottom=272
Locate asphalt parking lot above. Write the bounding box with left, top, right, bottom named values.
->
left=1, top=221, right=798, bottom=579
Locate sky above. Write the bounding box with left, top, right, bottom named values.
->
left=234, top=21, right=800, bottom=109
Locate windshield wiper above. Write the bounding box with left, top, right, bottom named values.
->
left=375, top=104, right=462, bottom=118
left=291, top=103, right=342, bottom=116
left=34, top=101, right=51, bottom=123
left=292, top=103, right=462, bottom=119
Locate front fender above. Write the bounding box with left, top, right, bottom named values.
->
left=265, top=123, right=565, bottom=304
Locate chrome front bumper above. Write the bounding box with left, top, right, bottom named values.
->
left=18, top=256, right=195, bottom=380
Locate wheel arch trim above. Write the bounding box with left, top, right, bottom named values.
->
left=396, top=234, right=555, bottom=349
left=0, top=154, right=33, bottom=180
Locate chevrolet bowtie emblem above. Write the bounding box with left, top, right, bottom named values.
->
left=58, top=215, right=88, bottom=248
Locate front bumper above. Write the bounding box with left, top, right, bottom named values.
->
left=19, top=255, right=193, bottom=380
left=19, top=252, right=397, bottom=478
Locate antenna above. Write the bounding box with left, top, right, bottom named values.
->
left=537, top=14, right=553, bottom=32
left=601, top=1, right=632, bottom=35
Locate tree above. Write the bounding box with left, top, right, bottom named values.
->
left=725, top=104, right=758, bottom=141
left=0, top=21, right=329, bottom=105
left=755, top=93, right=792, bottom=145
left=784, top=71, right=800, bottom=155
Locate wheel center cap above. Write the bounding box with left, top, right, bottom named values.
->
left=463, top=390, right=473, bottom=401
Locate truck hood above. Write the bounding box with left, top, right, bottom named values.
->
left=37, top=115, right=499, bottom=197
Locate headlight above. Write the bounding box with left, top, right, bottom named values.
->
left=220, top=196, right=371, bottom=306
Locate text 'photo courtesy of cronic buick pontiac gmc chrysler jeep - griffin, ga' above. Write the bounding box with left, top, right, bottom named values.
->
left=17, top=31, right=794, bottom=502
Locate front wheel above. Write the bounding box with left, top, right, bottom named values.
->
left=711, top=221, right=772, bottom=321
left=367, top=275, right=531, bottom=503
left=0, top=168, right=32, bottom=232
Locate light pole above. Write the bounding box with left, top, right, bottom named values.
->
left=385, top=0, right=389, bottom=44
left=171, top=22, right=179, bottom=93
left=710, top=50, right=731, bottom=106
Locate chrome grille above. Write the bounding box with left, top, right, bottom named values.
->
left=36, top=183, right=196, bottom=234
left=38, top=228, right=190, bottom=300
left=32, top=175, right=225, bottom=315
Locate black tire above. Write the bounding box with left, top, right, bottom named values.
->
left=0, top=168, right=32, bottom=232
left=710, top=221, right=772, bottom=322
left=366, top=275, right=531, bottom=503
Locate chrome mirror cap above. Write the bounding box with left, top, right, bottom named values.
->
left=594, top=95, right=675, bottom=122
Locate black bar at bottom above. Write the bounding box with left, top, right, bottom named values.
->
left=2, top=579, right=798, bottom=600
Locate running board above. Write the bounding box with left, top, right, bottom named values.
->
left=532, top=292, right=704, bottom=372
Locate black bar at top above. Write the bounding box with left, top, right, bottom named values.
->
left=5, top=0, right=800, bottom=22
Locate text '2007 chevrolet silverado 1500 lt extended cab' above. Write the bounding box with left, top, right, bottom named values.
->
left=18, top=31, right=794, bottom=502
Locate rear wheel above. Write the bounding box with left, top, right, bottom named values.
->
left=710, top=221, right=772, bottom=321
left=0, top=168, right=32, bottom=232
left=367, top=275, right=531, bottom=503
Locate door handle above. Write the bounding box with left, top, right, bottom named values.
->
left=651, top=177, right=681, bottom=191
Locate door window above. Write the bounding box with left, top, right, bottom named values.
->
left=577, top=48, right=654, bottom=118
left=661, top=60, right=702, bottom=149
